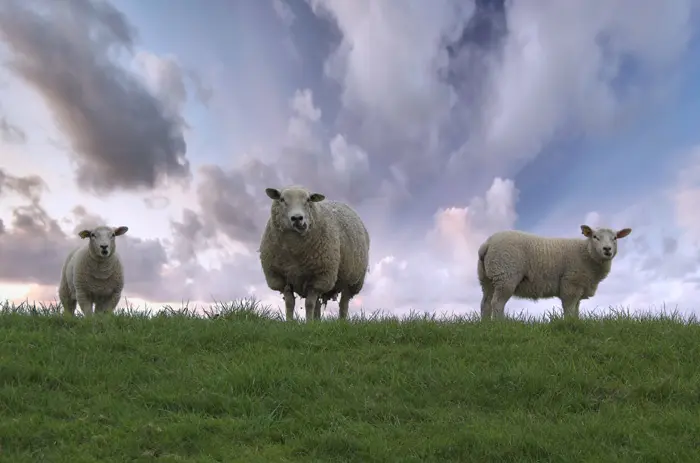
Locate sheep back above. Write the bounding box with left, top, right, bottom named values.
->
left=480, top=230, right=611, bottom=301
left=324, top=200, right=370, bottom=300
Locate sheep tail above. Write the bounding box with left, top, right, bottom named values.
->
left=477, top=240, right=489, bottom=282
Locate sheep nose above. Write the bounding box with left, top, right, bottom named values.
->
left=291, top=214, right=304, bottom=223
left=603, top=246, right=611, bottom=252
left=100, top=245, right=108, bottom=250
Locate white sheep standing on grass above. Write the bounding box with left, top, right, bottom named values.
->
left=259, top=185, right=370, bottom=322
left=58, top=225, right=129, bottom=317
left=477, top=224, right=632, bottom=320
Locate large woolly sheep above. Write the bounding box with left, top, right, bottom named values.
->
left=259, top=185, right=370, bottom=321
left=58, top=225, right=129, bottom=316
left=477, top=225, right=632, bottom=319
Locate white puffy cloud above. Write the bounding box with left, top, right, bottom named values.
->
left=310, top=0, right=470, bottom=138
left=360, top=177, right=519, bottom=316
left=464, top=0, right=695, bottom=173
left=309, top=0, right=697, bottom=189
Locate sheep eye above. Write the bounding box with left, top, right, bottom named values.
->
left=90, top=233, right=96, bottom=238
left=111, top=233, right=116, bottom=238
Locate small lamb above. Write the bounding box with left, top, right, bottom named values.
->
left=259, top=185, right=370, bottom=322
left=58, top=225, right=129, bottom=317
left=477, top=224, right=632, bottom=319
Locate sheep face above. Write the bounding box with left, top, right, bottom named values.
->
left=78, top=225, right=129, bottom=259
left=581, top=225, right=632, bottom=261
left=266, top=187, right=325, bottom=235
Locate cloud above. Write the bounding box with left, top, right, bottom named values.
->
left=361, top=177, right=519, bottom=314
left=193, top=161, right=284, bottom=247
left=290, top=88, right=321, bottom=122
left=305, top=0, right=697, bottom=206
left=673, top=147, right=700, bottom=242
left=309, top=0, right=472, bottom=137
left=133, top=51, right=213, bottom=113
left=0, top=0, right=191, bottom=194
left=0, top=116, right=26, bottom=144
left=143, top=195, right=171, bottom=210
left=0, top=169, right=46, bottom=201
left=457, top=0, right=696, bottom=173
left=273, top=0, right=296, bottom=28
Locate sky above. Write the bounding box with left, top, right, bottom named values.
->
left=1, top=0, right=700, bottom=318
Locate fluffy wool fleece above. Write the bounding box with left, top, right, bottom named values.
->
left=477, top=228, right=629, bottom=318
left=58, top=236, right=125, bottom=316
left=259, top=198, right=370, bottom=305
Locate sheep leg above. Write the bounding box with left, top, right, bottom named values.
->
left=94, top=301, right=106, bottom=314
left=338, top=292, right=350, bottom=320
left=283, top=287, right=295, bottom=321
left=490, top=281, right=516, bottom=320
left=479, top=283, right=494, bottom=320
left=76, top=291, right=94, bottom=317
left=60, top=294, right=76, bottom=317
left=58, top=282, right=75, bottom=316
left=305, top=290, right=319, bottom=322
left=313, top=299, right=322, bottom=320
left=98, top=292, right=121, bottom=314
left=559, top=292, right=582, bottom=319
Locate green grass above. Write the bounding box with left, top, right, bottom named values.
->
left=2, top=299, right=700, bottom=462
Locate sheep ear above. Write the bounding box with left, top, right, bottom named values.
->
left=114, top=226, right=129, bottom=236
left=309, top=193, right=325, bottom=202
left=616, top=228, right=632, bottom=239
left=265, top=188, right=281, bottom=200
left=580, top=225, right=593, bottom=237
left=78, top=230, right=91, bottom=239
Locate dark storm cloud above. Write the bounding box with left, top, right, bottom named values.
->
left=168, top=204, right=270, bottom=302
left=0, top=169, right=46, bottom=201
left=0, top=202, right=73, bottom=284
left=193, top=162, right=282, bottom=245
left=444, top=0, right=507, bottom=118
left=170, top=208, right=216, bottom=264
left=0, top=0, right=191, bottom=194
left=447, top=0, right=507, bottom=56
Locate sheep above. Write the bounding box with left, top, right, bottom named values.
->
left=477, top=224, right=632, bottom=320
left=58, top=225, right=129, bottom=317
left=259, top=185, right=370, bottom=322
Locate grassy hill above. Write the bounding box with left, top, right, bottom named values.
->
left=1, top=300, right=700, bottom=462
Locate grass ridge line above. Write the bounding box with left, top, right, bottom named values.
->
left=1, top=299, right=699, bottom=461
